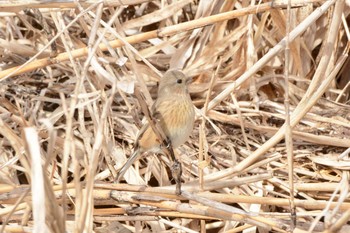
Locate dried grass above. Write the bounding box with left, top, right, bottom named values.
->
left=0, top=0, right=350, bottom=232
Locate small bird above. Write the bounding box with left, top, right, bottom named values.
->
left=116, top=69, right=195, bottom=182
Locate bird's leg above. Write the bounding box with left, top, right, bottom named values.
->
left=161, top=137, right=182, bottom=195
left=171, top=159, right=182, bottom=195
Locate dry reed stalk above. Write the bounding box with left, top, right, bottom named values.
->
left=0, top=0, right=350, bottom=232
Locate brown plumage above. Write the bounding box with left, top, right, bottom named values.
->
left=116, top=70, right=195, bottom=182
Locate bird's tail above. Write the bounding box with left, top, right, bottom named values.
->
left=115, top=149, right=141, bottom=183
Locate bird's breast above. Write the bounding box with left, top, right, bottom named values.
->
left=156, top=95, right=195, bottom=148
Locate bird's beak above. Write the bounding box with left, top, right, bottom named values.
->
left=186, top=76, right=193, bottom=85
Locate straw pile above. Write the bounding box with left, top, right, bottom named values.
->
left=0, top=0, right=350, bottom=232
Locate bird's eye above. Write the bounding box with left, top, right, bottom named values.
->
left=177, top=79, right=182, bottom=84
